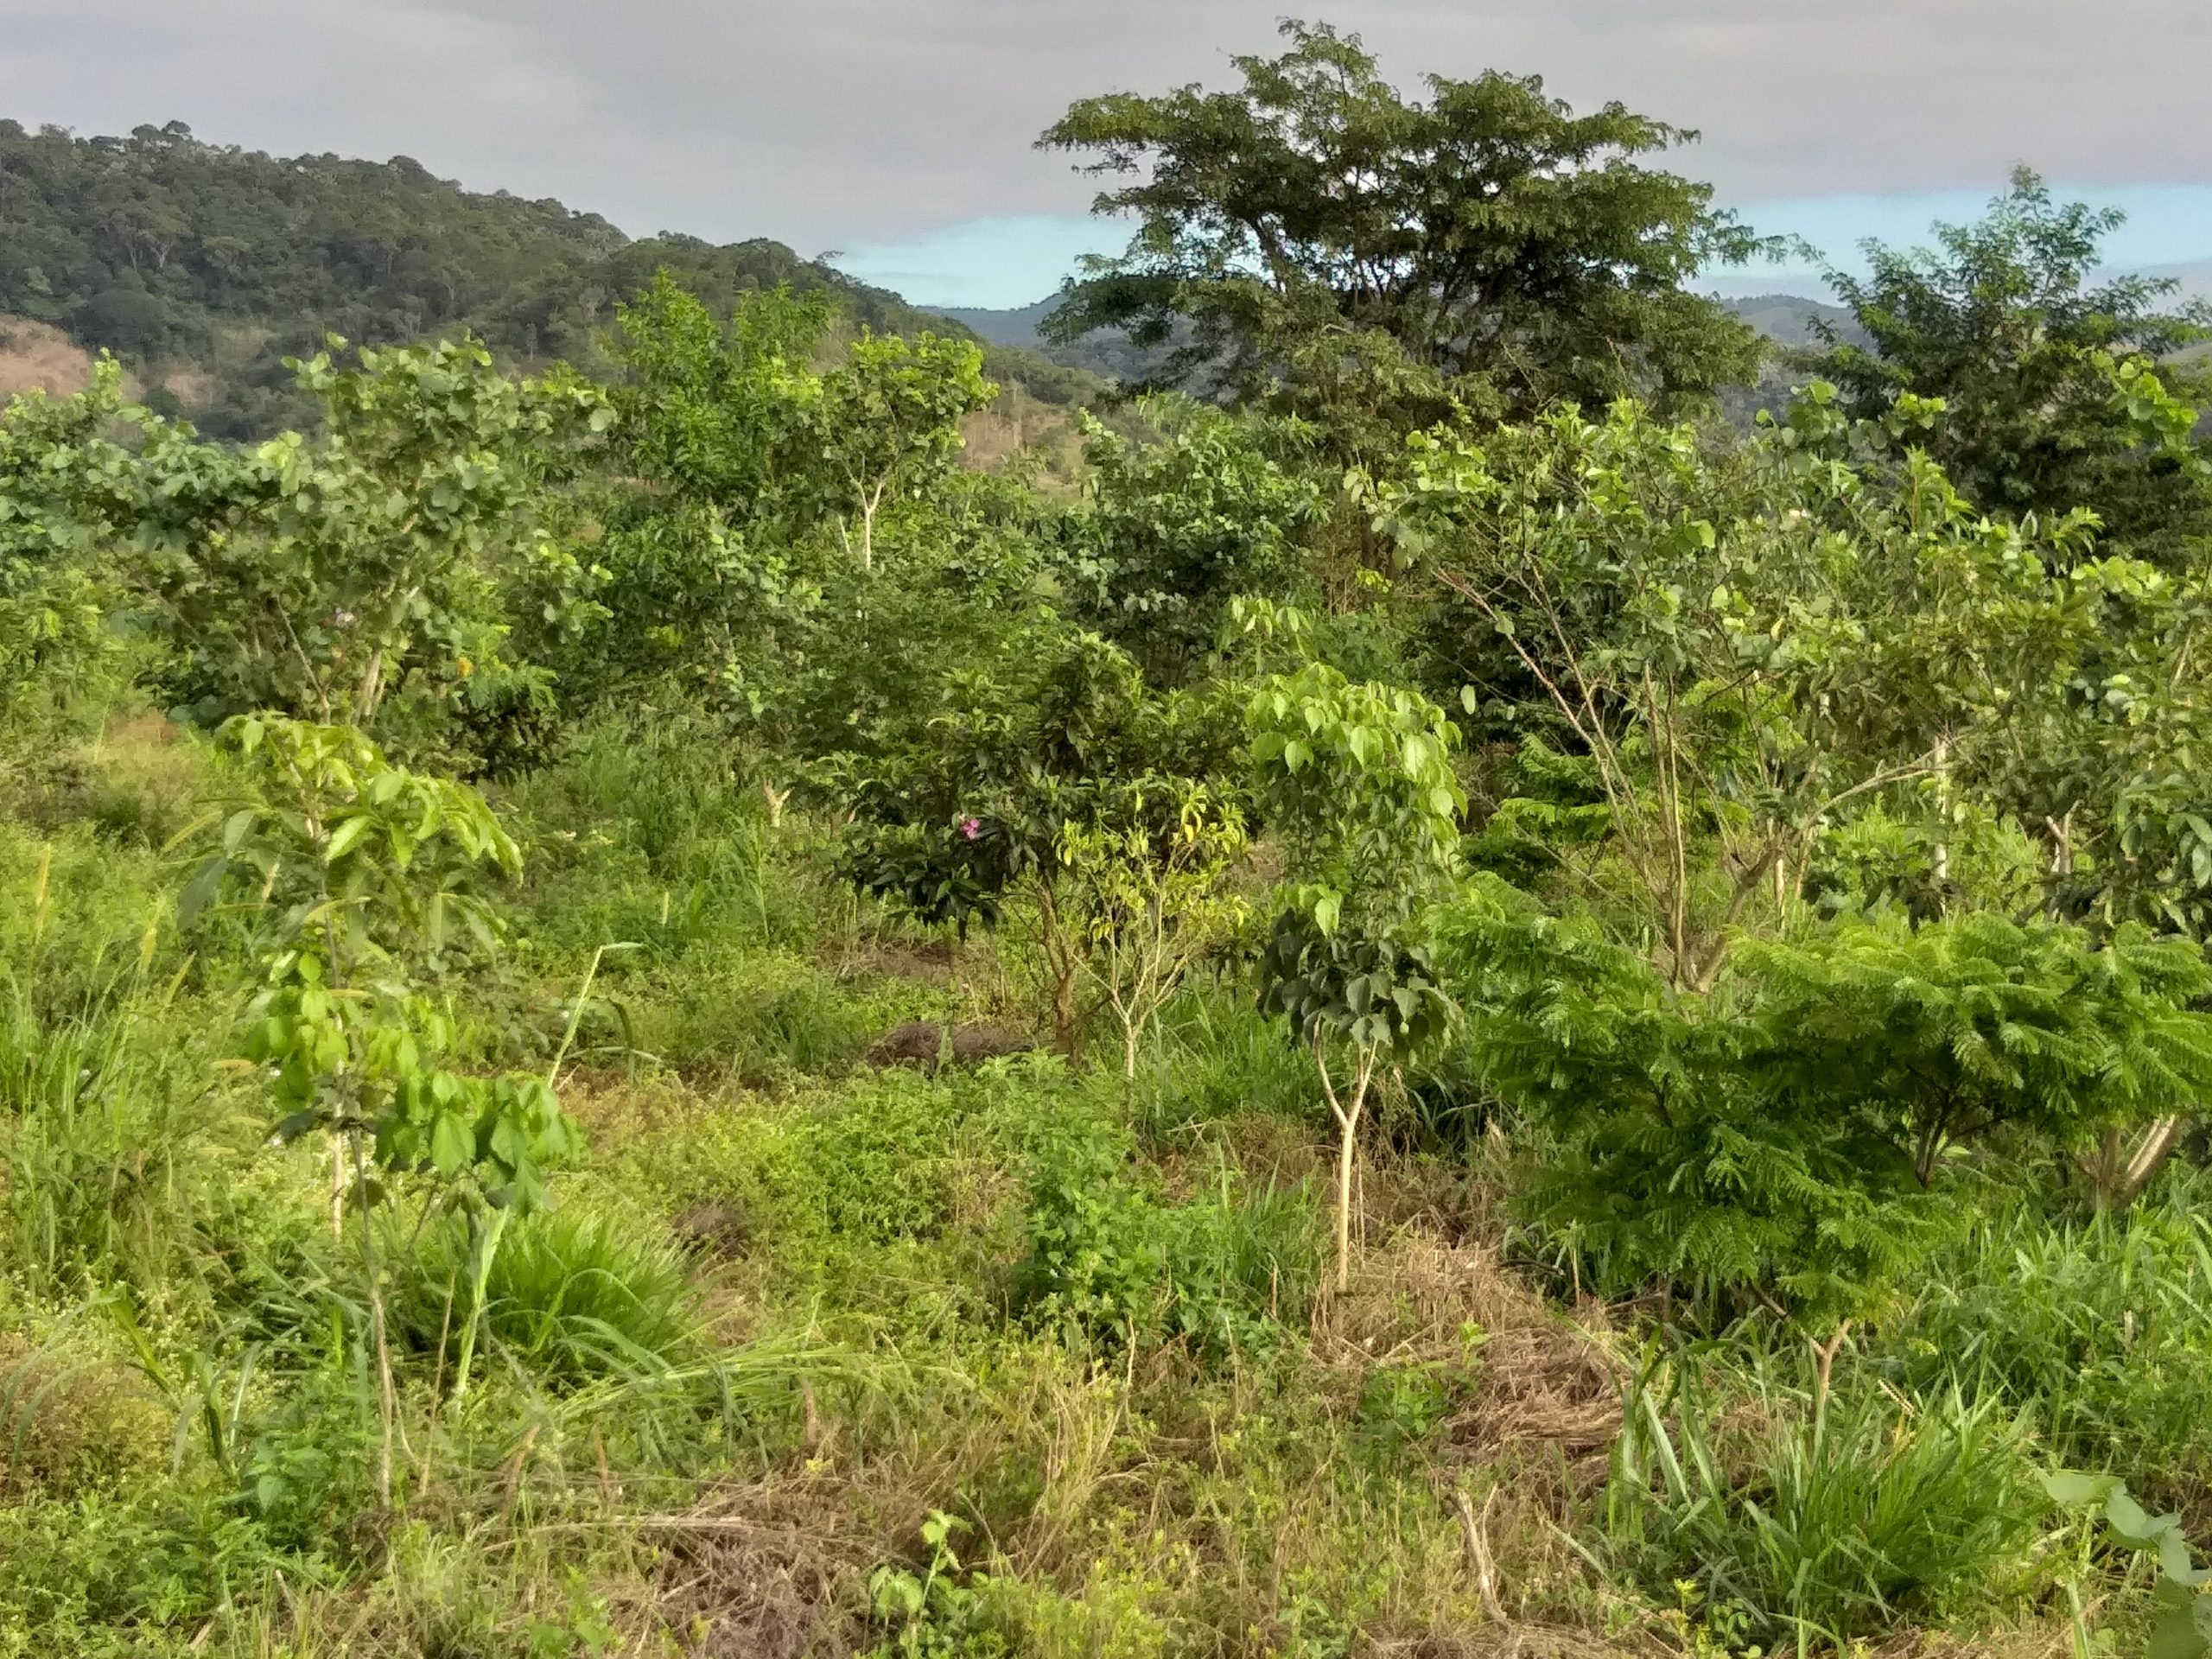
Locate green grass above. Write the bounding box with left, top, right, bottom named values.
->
left=1890, top=1174, right=2212, bottom=1501
left=1607, top=1357, right=2049, bottom=1649
left=393, top=1207, right=702, bottom=1389
left=1126, top=982, right=1318, bottom=1147
left=0, top=716, right=2178, bottom=1659
left=0, top=969, right=251, bottom=1306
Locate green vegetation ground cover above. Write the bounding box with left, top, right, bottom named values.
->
left=6, top=19, right=2212, bottom=1657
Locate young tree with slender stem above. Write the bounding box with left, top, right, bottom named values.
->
left=1247, top=644, right=1461, bottom=1289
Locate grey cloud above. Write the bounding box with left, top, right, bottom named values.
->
left=3, top=0, right=2206, bottom=255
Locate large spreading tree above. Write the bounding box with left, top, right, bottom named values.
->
left=1038, top=19, right=1768, bottom=449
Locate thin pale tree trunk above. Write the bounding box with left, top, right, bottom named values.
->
left=1316, top=1046, right=1376, bottom=1293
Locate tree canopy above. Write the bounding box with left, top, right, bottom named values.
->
left=1815, top=168, right=2212, bottom=566
left=1039, top=20, right=1768, bottom=443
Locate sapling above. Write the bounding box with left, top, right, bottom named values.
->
left=1057, top=789, right=1249, bottom=1081
left=199, top=715, right=580, bottom=1499
left=1248, top=651, right=1462, bottom=1289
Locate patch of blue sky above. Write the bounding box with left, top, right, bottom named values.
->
left=838, top=183, right=2212, bottom=313
left=834, top=214, right=1122, bottom=310
left=1713, top=182, right=2212, bottom=298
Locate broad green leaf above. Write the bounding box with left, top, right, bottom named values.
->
left=2040, top=1470, right=2119, bottom=1508
left=2148, top=1599, right=2211, bottom=1659
left=429, top=1110, right=473, bottom=1176
left=2107, top=1488, right=2166, bottom=1546
left=2163, top=1529, right=2211, bottom=1589
left=221, top=808, right=261, bottom=855
left=324, top=814, right=372, bottom=861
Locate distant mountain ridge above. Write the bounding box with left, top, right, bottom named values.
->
left=1723, top=293, right=1865, bottom=347
left=937, top=291, right=1871, bottom=384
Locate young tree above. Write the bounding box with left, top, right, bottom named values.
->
left=1057, top=792, right=1251, bottom=1080
left=611, top=271, right=834, bottom=517
left=0, top=370, right=133, bottom=727
left=815, top=330, right=995, bottom=572
left=0, top=340, right=609, bottom=755
left=834, top=626, right=1244, bottom=1054
left=579, top=278, right=1030, bottom=814
left=1059, top=396, right=1321, bottom=684
left=1382, top=392, right=2111, bottom=988
left=1815, top=169, right=2212, bottom=568
left=196, top=716, right=577, bottom=1500
left=1382, top=381, right=2212, bottom=1269
left=1248, top=644, right=1462, bottom=1288
left=1039, top=19, right=1765, bottom=444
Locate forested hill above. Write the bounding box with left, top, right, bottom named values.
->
left=0, top=118, right=1090, bottom=435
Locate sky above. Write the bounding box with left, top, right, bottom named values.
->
left=4, top=1, right=2210, bottom=309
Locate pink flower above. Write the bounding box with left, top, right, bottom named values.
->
left=959, top=817, right=982, bottom=840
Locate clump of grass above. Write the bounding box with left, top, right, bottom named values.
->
left=0, top=1325, right=172, bottom=1498
left=1128, top=984, right=1314, bottom=1146
left=0, top=821, right=186, bottom=1016
left=1891, top=1179, right=2212, bottom=1496
left=1606, top=1359, right=2048, bottom=1649
left=502, top=713, right=812, bottom=963
left=606, top=949, right=875, bottom=1078
left=0, top=972, right=234, bottom=1302
left=396, top=1207, right=702, bottom=1389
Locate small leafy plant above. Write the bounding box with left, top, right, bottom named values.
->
left=198, top=715, right=582, bottom=1493
left=2042, top=1471, right=2212, bottom=1658
left=1246, top=634, right=1463, bottom=1289
left=868, top=1511, right=1010, bottom=1659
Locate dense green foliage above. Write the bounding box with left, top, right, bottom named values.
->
left=4, top=23, right=2212, bottom=1657
left=1815, top=168, right=2212, bottom=565
left=1041, top=20, right=1766, bottom=448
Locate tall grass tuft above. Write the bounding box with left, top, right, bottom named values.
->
left=394, top=1207, right=702, bottom=1389
left=0, top=971, right=226, bottom=1301
left=1129, top=983, right=1315, bottom=1145
left=1893, top=1179, right=2212, bottom=1494
left=503, top=713, right=810, bottom=961
left=1606, top=1360, right=2047, bottom=1649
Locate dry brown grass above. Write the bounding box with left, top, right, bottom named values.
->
left=160, top=365, right=217, bottom=408
left=0, top=315, right=92, bottom=400
left=651, top=1476, right=866, bottom=1659
left=1446, top=1317, right=1624, bottom=1474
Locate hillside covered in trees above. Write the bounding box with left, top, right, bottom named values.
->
left=5, top=19, right=2212, bottom=1659
left=0, top=118, right=1093, bottom=435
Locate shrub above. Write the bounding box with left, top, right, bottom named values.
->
left=1013, top=1105, right=1323, bottom=1355
left=790, top=1070, right=981, bottom=1244
left=1446, top=880, right=2212, bottom=1322
left=0, top=1484, right=280, bottom=1653
left=236, top=1363, right=382, bottom=1554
